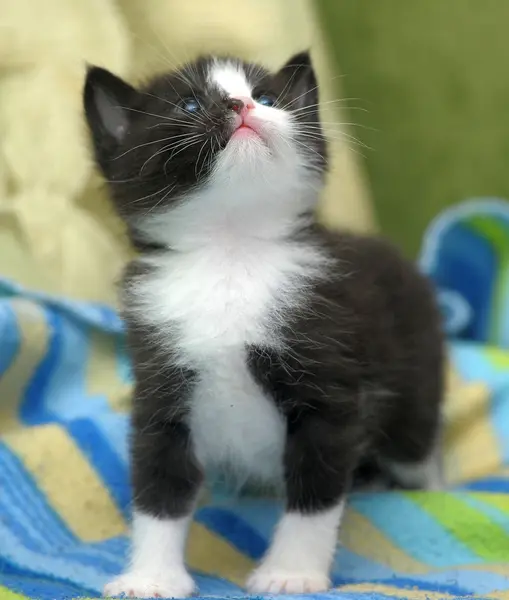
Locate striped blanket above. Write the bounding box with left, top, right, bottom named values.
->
left=1, top=274, right=509, bottom=600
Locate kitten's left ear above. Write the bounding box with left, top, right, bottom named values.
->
left=84, top=66, right=141, bottom=164
left=277, top=51, right=318, bottom=110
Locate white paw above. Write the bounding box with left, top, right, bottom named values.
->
left=104, top=570, right=196, bottom=598
left=246, top=567, right=330, bottom=594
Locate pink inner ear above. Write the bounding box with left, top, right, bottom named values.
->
left=96, top=87, right=129, bottom=142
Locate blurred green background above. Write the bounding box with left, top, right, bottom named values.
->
left=317, top=0, right=509, bottom=256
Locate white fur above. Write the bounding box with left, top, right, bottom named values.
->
left=113, top=60, right=331, bottom=598
left=104, top=511, right=194, bottom=598
left=131, top=60, right=328, bottom=479
left=385, top=453, right=443, bottom=491
left=189, top=348, right=285, bottom=484
left=129, top=232, right=325, bottom=486
left=208, top=60, right=253, bottom=98
left=247, top=502, right=344, bottom=594
left=142, top=63, right=318, bottom=253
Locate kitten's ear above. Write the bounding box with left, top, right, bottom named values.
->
left=277, top=51, right=318, bottom=110
left=84, top=66, right=139, bottom=156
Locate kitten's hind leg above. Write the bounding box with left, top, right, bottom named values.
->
left=378, top=400, right=444, bottom=491
left=377, top=356, right=444, bottom=491
left=382, top=445, right=444, bottom=491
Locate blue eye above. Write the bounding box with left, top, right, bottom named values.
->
left=255, top=94, right=276, bottom=107
left=181, top=97, right=201, bottom=112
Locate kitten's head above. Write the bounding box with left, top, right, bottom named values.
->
left=84, top=52, right=326, bottom=245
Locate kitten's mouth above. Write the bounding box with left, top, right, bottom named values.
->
left=230, top=116, right=264, bottom=142
left=233, top=125, right=259, bottom=138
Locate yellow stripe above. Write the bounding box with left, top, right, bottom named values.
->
left=86, top=329, right=131, bottom=413
left=341, top=508, right=429, bottom=574
left=0, top=300, right=48, bottom=432
left=487, top=591, right=509, bottom=599
left=464, top=562, right=509, bottom=577
left=3, top=424, right=126, bottom=541
left=443, top=376, right=501, bottom=482
left=187, top=522, right=253, bottom=585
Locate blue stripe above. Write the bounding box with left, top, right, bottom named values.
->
left=461, top=495, right=509, bottom=535
left=215, top=500, right=401, bottom=582
left=0, top=521, right=108, bottom=593
left=351, top=493, right=482, bottom=566
left=18, top=283, right=123, bottom=333
left=451, top=341, right=509, bottom=385
left=416, top=567, right=509, bottom=595
left=115, top=335, right=133, bottom=385
left=0, top=493, right=46, bottom=554
left=195, top=507, right=267, bottom=560
left=94, top=412, right=130, bottom=466
left=66, top=417, right=131, bottom=519
left=57, top=546, right=123, bottom=575
left=40, top=312, right=102, bottom=420
left=0, top=455, right=55, bottom=552
left=20, top=308, right=61, bottom=424
left=461, top=477, right=509, bottom=493
left=93, top=535, right=129, bottom=557
left=0, top=302, right=20, bottom=376
left=430, top=222, right=495, bottom=342
left=491, top=383, right=509, bottom=464
left=0, top=559, right=98, bottom=599
left=0, top=443, right=75, bottom=549
left=193, top=573, right=241, bottom=596
left=0, top=445, right=124, bottom=575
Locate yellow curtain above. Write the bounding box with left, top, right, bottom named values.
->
left=0, top=0, right=374, bottom=304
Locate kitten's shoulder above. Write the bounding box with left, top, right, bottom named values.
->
left=306, top=224, right=425, bottom=284
left=308, top=223, right=406, bottom=264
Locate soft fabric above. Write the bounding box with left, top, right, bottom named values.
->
left=419, top=198, right=509, bottom=482
left=0, top=0, right=374, bottom=306
left=420, top=198, right=509, bottom=347
left=1, top=280, right=509, bottom=600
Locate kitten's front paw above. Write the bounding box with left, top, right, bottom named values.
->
left=104, top=570, right=196, bottom=598
left=246, top=567, right=330, bottom=594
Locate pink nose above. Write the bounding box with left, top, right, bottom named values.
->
left=228, top=96, right=255, bottom=116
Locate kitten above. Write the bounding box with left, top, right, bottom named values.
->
left=84, top=52, right=444, bottom=598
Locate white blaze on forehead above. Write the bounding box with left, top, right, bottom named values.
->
left=208, top=61, right=252, bottom=98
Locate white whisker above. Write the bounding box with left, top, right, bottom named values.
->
left=140, top=135, right=203, bottom=174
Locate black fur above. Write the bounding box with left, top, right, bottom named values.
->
left=122, top=261, right=203, bottom=517
left=84, top=54, right=325, bottom=231
left=248, top=226, right=444, bottom=512
left=84, top=52, right=444, bottom=524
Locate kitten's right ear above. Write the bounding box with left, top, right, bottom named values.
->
left=84, top=66, right=139, bottom=156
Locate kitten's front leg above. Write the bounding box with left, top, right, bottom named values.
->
left=104, top=388, right=203, bottom=599
left=247, top=413, right=357, bottom=594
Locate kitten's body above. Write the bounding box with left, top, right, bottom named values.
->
left=84, top=53, right=444, bottom=598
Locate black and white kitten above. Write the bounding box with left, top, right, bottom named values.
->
left=84, top=52, right=444, bottom=598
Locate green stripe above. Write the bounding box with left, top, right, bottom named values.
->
left=472, top=492, right=509, bottom=517
left=0, top=588, right=28, bottom=600
left=468, top=216, right=509, bottom=341
left=410, top=492, right=509, bottom=561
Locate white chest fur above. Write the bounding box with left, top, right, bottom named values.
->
left=189, top=349, right=285, bottom=483
left=131, top=234, right=325, bottom=481
left=135, top=235, right=325, bottom=361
